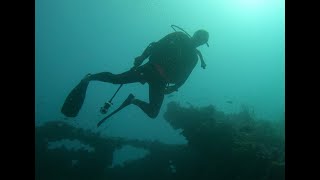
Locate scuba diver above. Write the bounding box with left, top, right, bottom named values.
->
left=61, top=26, right=209, bottom=125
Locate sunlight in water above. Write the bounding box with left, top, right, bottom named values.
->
left=223, top=0, right=273, bottom=20
left=238, top=0, right=266, bottom=8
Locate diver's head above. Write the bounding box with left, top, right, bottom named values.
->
left=191, top=29, right=209, bottom=47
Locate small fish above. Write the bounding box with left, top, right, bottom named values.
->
left=226, top=100, right=233, bottom=104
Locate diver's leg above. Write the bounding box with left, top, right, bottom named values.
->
left=132, top=81, right=165, bottom=118
left=88, top=67, right=146, bottom=84
left=61, top=67, right=147, bottom=117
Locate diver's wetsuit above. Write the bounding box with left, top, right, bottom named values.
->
left=79, top=31, right=199, bottom=119
left=89, top=63, right=167, bottom=118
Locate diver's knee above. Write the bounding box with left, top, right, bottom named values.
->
left=148, top=110, right=159, bottom=119
left=81, top=73, right=92, bottom=82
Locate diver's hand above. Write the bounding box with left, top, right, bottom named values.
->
left=164, top=86, right=178, bottom=95
left=201, top=61, right=206, bottom=69
left=134, top=56, right=144, bottom=67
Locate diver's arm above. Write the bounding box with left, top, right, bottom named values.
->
left=173, top=77, right=187, bottom=90
left=166, top=57, right=198, bottom=93
left=164, top=73, right=189, bottom=94
left=140, top=42, right=157, bottom=60
left=196, top=49, right=206, bottom=69
left=138, top=32, right=182, bottom=61
left=163, top=78, right=186, bottom=94
left=134, top=42, right=157, bottom=67
left=140, top=32, right=181, bottom=59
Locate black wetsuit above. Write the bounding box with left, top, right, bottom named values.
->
left=89, top=32, right=199, bottom=118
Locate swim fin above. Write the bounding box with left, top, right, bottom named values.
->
left=97, top=93, right=134, bottom=127
left=61, top=77, right=90, bottom=117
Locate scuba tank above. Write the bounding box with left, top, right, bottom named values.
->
left=171, top=25, right=208, bottom=69
left=171, top=25, right=209, bottom=69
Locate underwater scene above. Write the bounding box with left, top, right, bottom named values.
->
left=36, top=0, right=285, bottom=179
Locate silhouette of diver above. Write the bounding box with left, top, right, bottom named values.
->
left=61, top=27, right=209, bottom=121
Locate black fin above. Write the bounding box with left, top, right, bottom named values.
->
left=97, top=94, right=134, bottom=127
left=61, top=79, right=89, bottom=117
